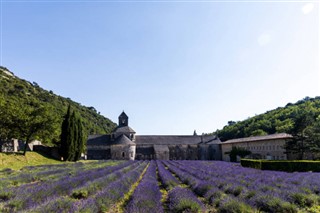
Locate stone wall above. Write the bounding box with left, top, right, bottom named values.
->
left=87, top=147, right=111, bottom=159
left=0, top=139, right=18, bottom=152
left=199, top=144, right=222, bottom=160
left=110, top=144, right=135, bottom=160
left=168, top=145, right=200, bottom=160
left=87, top=143, right=222, bottom=161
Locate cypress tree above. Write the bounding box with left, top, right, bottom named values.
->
left=75, top=114, right=86, bottom=161
left=60, top=106, right=86, bottom=161
left=60, top=105, right=71, bottom=161
left=67, top=111, right=77, bottom=161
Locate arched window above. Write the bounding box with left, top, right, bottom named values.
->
left=122, top=152, right=125, bottom=158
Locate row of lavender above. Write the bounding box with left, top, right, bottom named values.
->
left=1, top=160, right=320, bottom=212
left=163, top=160, right=320, bottom=212
left=0, top=160, right=207, bottom=213
left=124, top=160, right=205, bottom=213
left=0, top=160, right=148, bottom=212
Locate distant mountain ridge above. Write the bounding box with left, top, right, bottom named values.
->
left=0, top=66, right=116, bottom=145
left=216, top=96, right=320, bottom=142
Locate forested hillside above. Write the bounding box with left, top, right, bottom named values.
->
left=0, top=66, right=116, bottom=146
left=216, top=97, right=320, bottom=142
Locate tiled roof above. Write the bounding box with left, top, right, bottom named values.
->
left=113, top=126, right=136, bottom=134
left=111, top=135, right=135, bottom=145
left=222, top=133, right=293, bottom=144
left=87, top=135, right=111, bottom=146
left=135, top=135, right=221, bottom=145
left=87, top=134, right=221, bottom=147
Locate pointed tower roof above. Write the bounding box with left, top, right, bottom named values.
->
left=118, top=111, right=130, bottom=127
left=119, top=111, right=128, bottom=118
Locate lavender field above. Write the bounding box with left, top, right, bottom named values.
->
left=0, top=160, right=320, bottom=213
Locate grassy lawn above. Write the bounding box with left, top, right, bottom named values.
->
left=0, top=151, right=63, bottom=170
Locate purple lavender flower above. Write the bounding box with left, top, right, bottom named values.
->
left=156, top=161, right=178, bottom=190
left=167, top=186, right=205, bottom=213
left=125, top=161, right=163, bottom=213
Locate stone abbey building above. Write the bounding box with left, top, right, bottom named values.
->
left=86, top=112, right=294, bottom=161
left=86, top=112, right=222, bottom=160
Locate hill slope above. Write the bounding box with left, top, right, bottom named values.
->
left=0, top=66, right=116, bottom=146
left=0, top=152, right=63, bottom=170
left=216, top=97, right=320, bottom=142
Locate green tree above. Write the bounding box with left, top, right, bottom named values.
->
left=251, top=129, right=268, bottom=136
left=60, top=106, right=86, bottom=161
left=75, top=115, right=86, bottom=160
left=285, top=102, right=320, bottom=159
left=0, top=98, right=57, bottom=155
left=216, top=97, right=320, bottom=142
left=0, top=66, right=116, bottom=148
left=60, top=105, right=72, bottom=160
left=275, top=118, right=294, bottom=133
left=226, top=147, right=251, bottom=162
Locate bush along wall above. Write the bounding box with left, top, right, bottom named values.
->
left=241, top=159, right=320, bottom=172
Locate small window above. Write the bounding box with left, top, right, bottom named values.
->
left=122, top=152, right=125, bottom=158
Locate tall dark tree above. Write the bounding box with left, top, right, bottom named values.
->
left=60, top=105, right=72, bottom=160
left=60, top=106, right=86, bottom=161
left=75, top=115, right=86, bottom=160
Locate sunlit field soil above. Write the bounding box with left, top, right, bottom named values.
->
left=0, top=160, right=320, bottom=212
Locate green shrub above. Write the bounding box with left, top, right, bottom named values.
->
left=194, top=183, right=213, bottom=196
left=290, top=193, right=318, bottom=207
left=224, top=185, right=243, bottom=197
left=175, top=198, right=202, bottom=213
left=209, top=192, right=227, bottom=207
left=241, top=159, right=320, bottom=172
left=0, top=191, right=13, bottom=201
left=71, top=189, right=88, bottom=199
left=217, top=199, right=254, bottom=213
left=244, top=190, right=256, bottom=199
left=256, top=196, right=297, bottom=213
left=240, top=159, right=261, bottom=169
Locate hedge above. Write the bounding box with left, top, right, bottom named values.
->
left=241, top=159, right=320, bottom=172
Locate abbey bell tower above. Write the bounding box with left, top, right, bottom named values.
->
left=118, top=111, right=129, bottom=127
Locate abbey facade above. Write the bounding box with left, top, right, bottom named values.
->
left=86, top=112, right=294, bottom=161
left=86, top=112, right=222, bottom=160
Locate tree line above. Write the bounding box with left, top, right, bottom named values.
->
left=0, top=66, right=116, bottom=149
left=215, top=97, right=320, bottom=159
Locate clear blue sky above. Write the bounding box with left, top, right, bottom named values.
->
left=1, top=1, right=319, bottom=135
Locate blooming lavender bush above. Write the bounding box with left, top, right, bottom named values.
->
left=125, top=161, right=164, bottom=213
left=156, top=161, right=178, bottom=190
left=1, top=160, right=136, bottom=211
left=1, top=160, right=320, bottom=212
left=167, top=186, right=205, bottom=213
left=89, top=161, right=148, bottom=212
left=70, top=161, right=141, bottom=199
left=166, top=161, right=320, bottom=212
left=27, top=162, right=147, bottom=213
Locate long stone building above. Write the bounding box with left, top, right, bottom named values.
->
left=86, top=112, right=222, bottom=160
left=220, top=133, right=293, bottom=161
left=86, top=112, right=295, bottom=161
